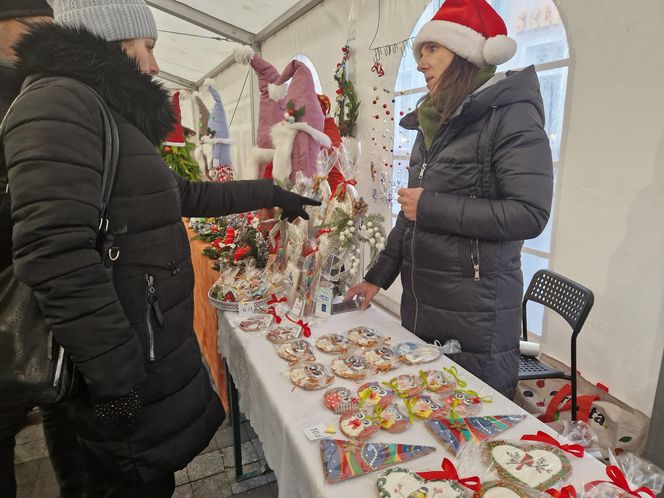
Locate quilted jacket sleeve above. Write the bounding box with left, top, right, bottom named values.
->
left=170, top=172, right=275, bottom=217
left=4, top=80, right=145, bottom=400
left=363, top=211, right=408, bottom=290
left=416, top=101, right=554, bottom=241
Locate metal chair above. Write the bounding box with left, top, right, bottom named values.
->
left=518, top=269, right=594, bottom=421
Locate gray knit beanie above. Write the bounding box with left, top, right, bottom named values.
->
left=46, top=0, right=157, bottom=41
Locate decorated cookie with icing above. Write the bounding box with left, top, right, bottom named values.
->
left=440, top=389, right=485, bottom=418
left=289, top=362, right=334, bottom=390
left=331, top=353, right=372, bottom=380
left=377, top=404, right=410, bottom=433
left=484, top=440, right=572, bottom=491
left=323, top=387, right=360, bottom=414
left=315, top=333, right=351, bottom=354
left=237, top=314, right=274, bottom=332
left=363, top=345, right=397, bottom=372
left=276, top=339, right=316, bottom=365
left=406, top=394, right=445, bottom=420
left=393, top=342, right=442, bottom=365
left=266, top=324, right=302, bottom=344
left=347, top=326, right=384, bottom=348
left=339, top=410, right=381, bottom=441
left=420, top=369, right=456, bottom=393
left=387, top=374, right=425, bottom=398
left=376, top=467, right=470, bottom=498
left=479, top=480, right=536, bottom=497
left=358, top=382, right=395, bottom=410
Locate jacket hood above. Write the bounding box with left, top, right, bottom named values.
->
left=401, top=65, right=545, bottom=130
left=13, top=23, right=174, bottom=145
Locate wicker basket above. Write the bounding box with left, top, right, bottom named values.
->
left=207, top=289, right=271, bottom=313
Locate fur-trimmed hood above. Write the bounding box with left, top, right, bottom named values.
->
left=13, top=23, right=174, bottom=145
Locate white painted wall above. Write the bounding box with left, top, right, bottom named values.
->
left=199, top=0, right=664, bottom=415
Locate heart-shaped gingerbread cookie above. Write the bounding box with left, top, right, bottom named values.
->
left=377, top=467, right=469, bottom=498
left=485, top=440, right=571, bottom=491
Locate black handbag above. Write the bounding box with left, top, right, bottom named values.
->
left=0, top=77, right=119, bottom=406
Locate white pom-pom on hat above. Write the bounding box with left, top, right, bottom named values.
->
left=234, top=45, right=255, bottom=65
left=483, top=35, right=517, bottom=66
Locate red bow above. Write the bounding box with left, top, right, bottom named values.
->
left=267, top=294, right=287, bottom=305
left=316, top=228, right=334, bottom=239
left=520, top=431, right=585, bottom=458
left=416, top=458, right=480, bottom=492
left=586, top=466, right=656, bottom=498
left=266, top=307, right=282, bottom=324
left=371, top=61, right=385, bottom=77
left=330, top=178, right=357, bottom=200
left=547, top=485, right=577, bottom=498
left=286, top=313, right=311, bottom=337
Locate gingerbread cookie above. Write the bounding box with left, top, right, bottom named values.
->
left=346, top=326, right=384, bottom=348
left=315, top=333, right=351, bottom=354
left=363, top=345, right=396, bottom=372
left=331, top=353, right=372, bottom=381
left=289, top=362, right=334, bottom=390
left=323, top=387, right=360, bottom=415
left=339, top=410, right=381, bottom=441
left=358, top=382, right=395, bottom=410
left=276, top=339, right=316, bottom=365
left=266, top=324, right=301, bottom=344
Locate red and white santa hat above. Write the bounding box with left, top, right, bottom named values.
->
left=413, top=0, right=516, bottom=68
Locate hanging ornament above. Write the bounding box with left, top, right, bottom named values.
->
left=371, top=61, right=385, bottom=77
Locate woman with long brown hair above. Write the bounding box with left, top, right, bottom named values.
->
left=347, top=0, right=553, bottom=398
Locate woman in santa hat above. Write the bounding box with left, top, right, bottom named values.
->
left=348, top=0, right=553, bottom=398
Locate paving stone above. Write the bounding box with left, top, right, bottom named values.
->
left=251, top=439, right=264, bottom=460
left=233, top=481, right=279, bottom=498
left=190, top=472, right=233, bottom=498
left=199, top=434, right=219, bottom=455
left=14, top=439, right=48, bottom=464
left=215, top=421, right=249, bottom=448
left=15, top=423, right=45, bottom=445
left=175, top=468, right=189, bottom=486
left=186, top=450, right=225, bottom=482
left=242, top=422, right=257, bottom=439
left=221, top=440, right=258, bottom=468
left=230, top=474, right=270, bottom=495
left=173, top=483, right=194, bottom=498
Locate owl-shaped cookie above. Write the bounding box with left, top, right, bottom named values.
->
left=387, top=374, right=425, bottom=398
left=346, top=326, right=384, bottom=348
left=377, top=403, right=410, bottom=433
left=440, top=389, right=485, bottom=418
left=331, top=353, right=371, bottom=380
left=323, top=387, right=359, bottom=414
left=363, top=345, right=396, bottom=372
left=406, top=395, right=445, bottom=420
left=315, top=333, right=351, bottom=354
left=339, top=410, right=381, bottom=440
left=289, top=362, right=334, bottom=390
left=358, top=382, right=395, bottom=410
left=276, top=339, right=316, bottom=365
left=420, top=369, right=456, bottom=394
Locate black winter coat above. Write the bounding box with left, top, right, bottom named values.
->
left=365, top=67, right=553, bottom=398
left=4, top=25, right=276, bottom=481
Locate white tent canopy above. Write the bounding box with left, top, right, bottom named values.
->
left=148, top=0, right=322, bottom=88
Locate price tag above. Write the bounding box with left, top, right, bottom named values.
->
left=292, top=296, right=304, bottom=317
left=238, top=301, right=255, bottom=318
left=303, top=422, right=329, bottom=441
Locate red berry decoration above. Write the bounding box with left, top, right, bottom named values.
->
left=383, top=104, right=387, bottom=109
left=341, top=46, right=347, bottom=52
left=536, top=380, right=546, bottom=388
left=164, top=146, right=171, bottom=153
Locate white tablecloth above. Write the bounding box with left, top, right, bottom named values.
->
left=217, top=306, right=607, bottom=498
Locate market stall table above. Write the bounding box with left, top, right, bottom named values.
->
left=217, top=305, right=608, bottom=498
left=186, top=222, right=228, bottom=411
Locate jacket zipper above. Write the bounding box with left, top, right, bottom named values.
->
left=145, top=273, right=165, bottom=362
left=469, top=195, right=480, bottom=281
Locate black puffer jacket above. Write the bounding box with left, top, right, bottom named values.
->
left=365, top=67, right=553, bottom=398
left=4, top=25, right=276, bottom=481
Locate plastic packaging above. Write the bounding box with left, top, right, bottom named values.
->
left=439, top=388, right=490, bottom=418
left=331, top=352, right=374, bottom=381
left=315, top=333, right=352, bottom=354
left=275, top=339, right=316, bottom=365
left=362, top=344, right=398, bottom=372
left=583, top=451, right=664, bottom=497
left=405, top=394, right=446, bottom=420
left=346, top=326, right=386, bottom=348
left=323, top=387, right=359, bottom=415
left=419, top=368, right=458, bottom=394
left=393, top=341, right=443, bottom=365
left=384, top=374, right=425, bottom=398
left=339, top=409, right=381, bottom=440
left=232, top=313, right=274, bottom=332
left=265, top=324, right=302, bottom=344
left=375, top=403, right=410, bottom=433
left=289, top=362, right=334, bottom=390
left=358, top=382, right=395, bottom=410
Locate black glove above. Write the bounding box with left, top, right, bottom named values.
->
left=93, top=384, right=143, bottom=435
left=273, top=186, right=322, bottom=222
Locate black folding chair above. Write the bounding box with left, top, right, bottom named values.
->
left=518, top=270, right=594, bottom=421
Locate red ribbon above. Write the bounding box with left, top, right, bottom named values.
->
left=329, top=178, right=357, bottom=200
left=371, top=61, right=385, bottom=77
left=303, top=246, right=319, bottom=258
left=520, top=431, right=585, bottom=458
left=586, top=466, right=657, bottom=498
left=267, top=294, right=287, bottom=305
left=266, top=307, right=282, bottom=324
left=416, top=459, right=481, bottom=492
left=547, top=485, right=577, bottom=498
left=286, top=313, right=311, bottom=337
left=316, top=228, right=334, bottom=239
